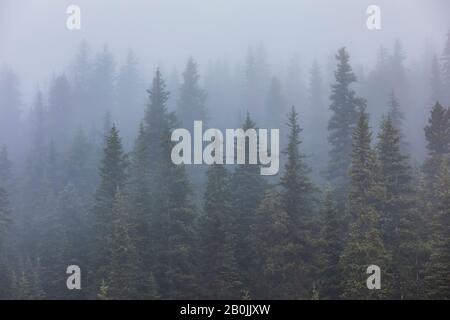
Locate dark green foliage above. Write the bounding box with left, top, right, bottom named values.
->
left=198, top=164, right=241, bottom=299
left=150, top=115, right=198, bottom=299
left=339, top=111, right=392, bottom=299
left=92, top=125, right=128, bottom=291
left=319, top=189, right=343, bottom=299
left=327, top=48, right=366, bottom=202
left=102, top=190, right=142, bottom=299
left=278, top=106, right=317, bottom=298
left=424, top=160, right=450, bottom=299
left=230, top=113, right=267, bottom=290
left=377, top=117, right=422, bottom=299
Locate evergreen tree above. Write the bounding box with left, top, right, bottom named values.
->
left=64, top=128, right=98, bottom=198
left=144, top=69, right=173, bottom=182
left=327, top=48, right=366, bottom=203
left=377, top=117, right=422, bottom=299
left=278, top=106, right=317, bottom=298
left=198, top=164, right=241, bottom=299
left=339, top=111, right=392, bottom=299
left=319, top=189, right=343, bottom=299
left=230, top=113, right=267, bottom=290
left=177, top=57, right=208, bottom=126
left=424, top=160, right=450, bottom=299
left=92, top=125, right=128, bottom=293
left=251, top=190, right=293, bottom=299
left=128, top=123, right=152, bottom=265
left=103, top=190, right=142, bottom=299
left=387, top=90, right=408, bottom=152
left=150, top=114, right=198, bottom=299
left=423, top=102, right=450, bottom=185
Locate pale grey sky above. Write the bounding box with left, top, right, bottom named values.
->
left=1, top=0, right=449, bottom=107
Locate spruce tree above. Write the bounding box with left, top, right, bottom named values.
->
left=278, top=106, right=317, bottom=298
left=327, top=48, right=365, bottom=203
left=103, top=190, right=142, bottom=299
left=129, top=123, right=152, bottom=266
left=387, top=91, right=405, bottom=140
left=423, top=102, right=450, bottom=185
left=177, top=57, right=208, bottom=126
left=150, top=114, right=198, bottom=299
left=339, top=111, right=392, bottom=299
left=144, top=69, right=172, bottom=182
left=230, top=113, right=267, bottom=290
left=319, top=189, right=343, bottom=299
left=424, top=159, right=450, bottom=299
left=198, top=164, right=241, bottom=299
left=92, top=125, right=128, bottom=293
left=251, top=190, right=293, bottom=299
left=377, top=117, right=422, bottom=299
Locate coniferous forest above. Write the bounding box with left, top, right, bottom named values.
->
left=1, top=1, right=450, bottom=300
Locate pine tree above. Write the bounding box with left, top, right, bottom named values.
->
left=129, top=123, right=152, bottom=266
left=92, top=125, right=128, bottom=293
left=339, top=111, right=392, bottom=299
left=424, top=160, right=450, bottom=299
left=278, top=106, right=317, bottom=298
left=177, top=57, right=208, bottom=126
left=327, top=48, right=366, bottom=203
left=144, top=69, right=173, bottom=182
left=423, top=102, right=450, bottom=185
left=387, top=90, right=408, bottom=153
left=198, top=164, right=241, bottom=299
left=230, top=113, right=267, bottom=290
left=150, top=114, right=198, bottom=299
left=251, top=190, right=293, bottom=299
left=377, top=117, right=422, bottom=299
left=319, top=189, right=343, bottom=299
left=103, top=190, right=142, bottom=299
left=64, top=128, right=98, bottom=198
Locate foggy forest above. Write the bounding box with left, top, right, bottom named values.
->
left=0, top=0, right=450, bottom=300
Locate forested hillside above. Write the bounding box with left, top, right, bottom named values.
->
left=0, top=28, right=450, bottom=299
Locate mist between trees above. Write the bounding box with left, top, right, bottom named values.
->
left=0, top=29, right=450, bottom=299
